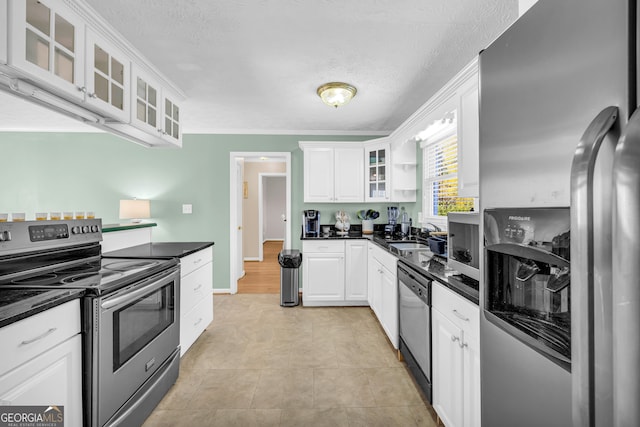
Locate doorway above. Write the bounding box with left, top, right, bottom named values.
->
left=229, top=152, right=291, bottom=294
left=258, top=173, right=286, bottom=261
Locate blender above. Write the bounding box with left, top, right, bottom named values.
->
left=386, top=207, right=399, bottom=235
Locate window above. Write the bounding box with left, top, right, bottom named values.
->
left=421, top=111, right=474, bottom=225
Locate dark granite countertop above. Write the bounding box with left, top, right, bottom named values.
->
left=399, top=254, right=479, bottom=305
left=0, top=288, right=85, bottom=328
left=299, top=225, right=478, bottom=304
left=103, top=242, right=214, bottom=259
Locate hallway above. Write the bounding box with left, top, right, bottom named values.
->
left=238, top=241, right=282, bottom=294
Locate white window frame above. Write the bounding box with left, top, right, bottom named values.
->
left=421, top=115, right=460, bottom=231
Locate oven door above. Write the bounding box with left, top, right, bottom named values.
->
left=94, top=266, right=180, bottom=427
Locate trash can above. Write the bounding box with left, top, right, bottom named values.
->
left=278, top=249, right=302, bottom=307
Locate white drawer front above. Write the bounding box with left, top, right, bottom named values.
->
left=369, top=242, right=397, bottom=274
left=181, top=261, right=213, bottom=315
left=181, top=247, right=213, bottom=277
left=0, top=299, right=81, bottom=375
left=432, top=282, right=479, bottom=335
left=180, top=296, right=213, bottom=356
left=302, top=240, right=345, bottom=253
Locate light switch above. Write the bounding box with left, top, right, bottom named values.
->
left=182, top=204, right=192, bottom=214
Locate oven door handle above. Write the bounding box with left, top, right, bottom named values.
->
left=101, top=268, right=178, bottom=310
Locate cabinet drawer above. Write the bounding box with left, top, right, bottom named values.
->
left=369, top=243, right=397, bottom=275
left=0, top=299, right=81, bottom=375
left=180, top=296, right=213, bottom=356
left=181, top=261, right=213, bottom=315
left=432, top=282, right=479, bottom=335
left=302, top=240, right=345, bottom=253
left=181, top=247, right=213, bottom=277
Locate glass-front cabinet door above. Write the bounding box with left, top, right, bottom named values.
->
left=365, top=141, right=390, bottom=202
left=7, top=0, right=85, bottom=100
left=84, top=28, right=130, bottom=121
left=130, top=66, right=160, bottom=133
left=161, top=94, right=182, bottom=146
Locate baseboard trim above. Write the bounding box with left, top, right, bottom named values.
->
left=213, top=288, right=231, bottom=294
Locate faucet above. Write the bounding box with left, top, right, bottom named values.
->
left=425, top=222, right=442, bottom=232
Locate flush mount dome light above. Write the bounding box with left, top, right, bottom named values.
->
left=317, top=82, right=357, bottom=108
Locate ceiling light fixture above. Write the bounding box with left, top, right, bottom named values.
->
left=317, top=82, right=357, bottom=108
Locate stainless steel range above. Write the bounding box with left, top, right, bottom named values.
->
left=0, top=219, right=180, bottom=427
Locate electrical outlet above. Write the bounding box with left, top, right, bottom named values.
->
left=182, top=204, right=192, bottom=214
left=418, top=211, right=423, bottom=223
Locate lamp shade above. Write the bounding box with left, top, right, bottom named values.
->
left=119, top=199, right=151, bottom=223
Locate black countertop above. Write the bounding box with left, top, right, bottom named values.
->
left=301, top=229, right=479, bottom=305
left=0, top=289, right=84, bottom=328
left=103, top=242, right=214, bottom=259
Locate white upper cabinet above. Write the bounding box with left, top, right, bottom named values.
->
left=300, top=142, right=364, bottom=203
left=364, top=139, right=391, bottom=202
left=84, top=27, right=130, bottom=121
left=161, top=91, right=182, bottom=145
left=130, top=66, right=182, bottom=146
left=302, top=145, right=334, bottom=201
left=1, top=0, right=186, bottom=148
left=457, top=74, right=479, bottom=198
left=7, top=0, right=85, bottom=100
left=334, top=146, right=364, bottom=202
left=362, top=135, right=417, bottom=203
left=131, top=66, right=161, bottom=133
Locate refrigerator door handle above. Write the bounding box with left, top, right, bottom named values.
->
left=570, top=106, right=618, bottom=427
left=612, top=107, right=640, bottom=426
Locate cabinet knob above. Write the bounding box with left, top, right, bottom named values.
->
left=88, top=92, right=97, bottom=99
left=451, top=335, right=460, bottom=343
left=77, top=86, right=87, bottom=93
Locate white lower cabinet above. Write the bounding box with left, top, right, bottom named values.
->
left=345, top=240, right=368, bottom=300
left=0, top=300, right=83, bottom=426
left=432, top=282, right=481, bottom=427
left=180, top=247, right=214, bottom=356
left=367, top=242, right=398, bottom=348
left=302, top=240, right=368, bottom=306
left=303, top=251, right=345, bottom=302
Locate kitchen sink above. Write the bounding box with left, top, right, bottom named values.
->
left=388, top=242, right=430, bottom=256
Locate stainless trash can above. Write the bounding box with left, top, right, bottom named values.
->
left=278, top=250, right=302, bottom=307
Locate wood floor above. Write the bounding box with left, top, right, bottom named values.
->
left=238, top=241, right=283, bottom=294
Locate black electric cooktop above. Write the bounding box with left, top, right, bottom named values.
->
left=0, top=257, right=178, bottom=296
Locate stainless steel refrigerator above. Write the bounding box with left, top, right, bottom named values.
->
left=479, top=0, right=638, bottom=426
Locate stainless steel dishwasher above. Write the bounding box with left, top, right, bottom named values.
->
left=398, top=259, right=432, bottom=402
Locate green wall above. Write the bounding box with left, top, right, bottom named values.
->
left=0, top=131, right=420, bottom=290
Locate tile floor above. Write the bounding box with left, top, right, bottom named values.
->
left=143, top=294, right=438, bottom=426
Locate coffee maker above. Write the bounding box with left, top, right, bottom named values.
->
left=303, top=210, right=320, bottom=237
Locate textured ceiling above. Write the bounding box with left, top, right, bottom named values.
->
left=0, top=0, right=518, bottom=135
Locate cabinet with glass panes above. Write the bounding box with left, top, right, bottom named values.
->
left=365, top=141, right=390, bottom=202
left=126, top=65, right=182, bottom=146
left=6, top=0, right=86, bottom=101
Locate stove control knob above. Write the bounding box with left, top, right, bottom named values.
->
left=71, top=226, right=81, bottom=234
left=82, top=225, right=90, bottom=233
left=0, top=231, right=11, bottom=241
left=91, top=225, right=99, bottom=233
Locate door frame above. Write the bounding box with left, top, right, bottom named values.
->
left=258, top=172, right=286, bottom=261
left=229, top=152, right=291, bottom=294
